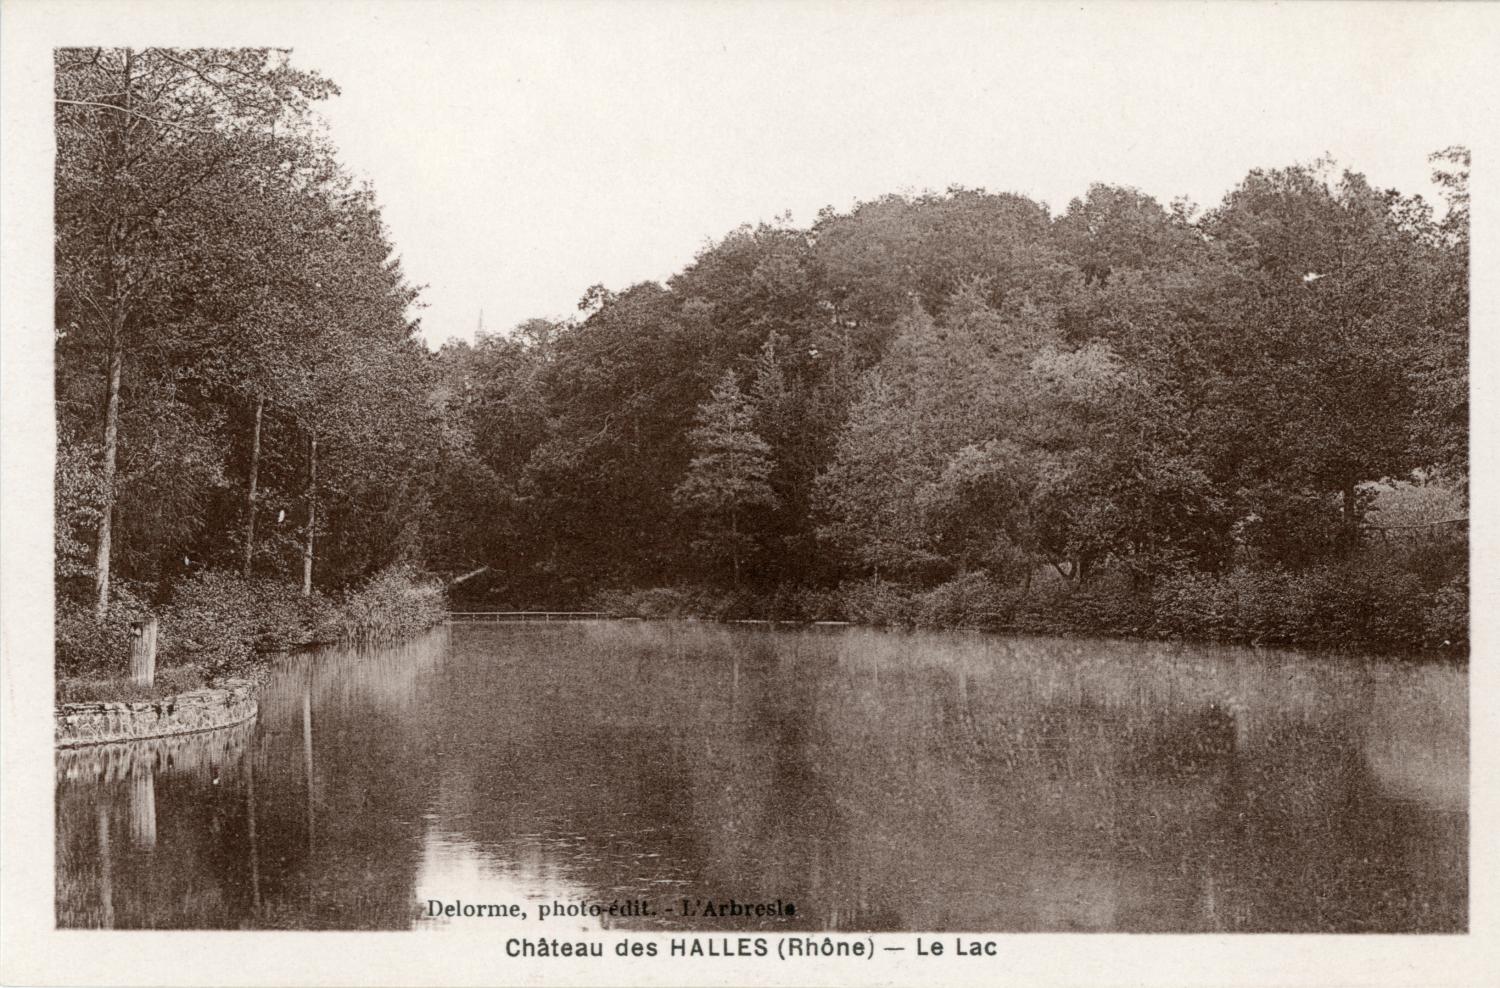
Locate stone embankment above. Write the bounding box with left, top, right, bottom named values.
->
left=55, top=679, right=258, bottom=748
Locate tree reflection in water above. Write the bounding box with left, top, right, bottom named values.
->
left=56, top=623, right=1466, bottom=932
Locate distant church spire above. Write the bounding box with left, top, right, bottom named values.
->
left=476, top=308, right=485, bottom=337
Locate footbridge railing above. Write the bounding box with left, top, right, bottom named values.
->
left=447, top=611, right=612, bottom=623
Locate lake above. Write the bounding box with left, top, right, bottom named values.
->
left=55, top=621, right=1467, bottom=932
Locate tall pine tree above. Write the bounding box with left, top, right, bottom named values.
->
left=673, top=371, right=777, bottom=586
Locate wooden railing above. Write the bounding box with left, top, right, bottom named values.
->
left=447, top=611, right=612, bottom=623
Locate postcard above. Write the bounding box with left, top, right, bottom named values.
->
left=3, top=2, right=1496, bottom=985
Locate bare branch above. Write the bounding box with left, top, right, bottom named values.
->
left=55, top=98, right=211, bottom=135
left=151, top=49, right=285, bottom=116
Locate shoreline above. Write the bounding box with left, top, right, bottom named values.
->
left=53, top=614, right=450, bottom=747
left=458, top=609, right=1466, bottom=664
left=54, top=679, right=259, bottom=749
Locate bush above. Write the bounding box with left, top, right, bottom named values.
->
left=608, top=587, right=698, bottom=619
left=1152, top=553, right=1439, bottom=650
left=56, top=566, right=449, bottom=705
left=836, top=578, right=918, bottom=627
left=1425, top=573, right=1468, bottom=646
left=759, top=583, right=847, bottom=622
left=161, top=571, right=330, bottom=676
left=334, top=565, right=447, bottom=640
left=1017, top=571, right=1152, bottom=637
left=914, top=572, right=1018, bottom=630
left=55, top=584, right=150, bottom=679
left=786, top=585, right=845, bottom=622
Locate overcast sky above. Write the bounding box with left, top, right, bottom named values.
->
left=275, top=3, right=1487, bottom=346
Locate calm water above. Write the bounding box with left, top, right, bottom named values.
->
left=56, top=622, right=1467, bottom=932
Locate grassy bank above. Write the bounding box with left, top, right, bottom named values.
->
left=56, top=565, right=448, bottom=704
left=592, top=545, right=1466, bottom=656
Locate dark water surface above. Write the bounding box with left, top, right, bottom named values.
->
left=56, top=622, right=1467, bottom=932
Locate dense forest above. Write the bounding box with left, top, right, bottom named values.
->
left=427, top=156, right=1469, bottom=651
left=54, top=48, right=442, bottom=685
left=55, top=49, right=1469, bottom=688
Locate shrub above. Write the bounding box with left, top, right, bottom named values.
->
left=161, top=571, right=330, bottom=676
left=914, top=572, right=1017, bottom=630
left=763, top=583, right=809, bottom=622
left=334, top=565, right=447, bottom=640
left=624, top=587, right=697, bottom=619
left=595, top=586, right=737, bottom=619
left=1152, top=552, right=1438, bottom=651
left=57, top=566, right=449, bottom=704
left=787, top=585, right=845, bottom=622
left=836, top=578, right=918, bottom=627
left=55, top=584, right=150, bottom=679
left=588, top=587, right=636, bottom=617
left=1426, top=573, right=1468, bottom=646
left=1017, top=571, right=1152, bottom=637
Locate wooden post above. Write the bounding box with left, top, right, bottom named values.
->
left=129, top=616, right=158, bottom=687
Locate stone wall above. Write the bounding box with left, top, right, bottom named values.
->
left=55, top=679, right=258, bottom=748
left=56, top=716, right=257, bottom=784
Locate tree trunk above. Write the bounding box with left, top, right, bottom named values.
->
left=93, top=338, right=123, bottom=621
left=241, top=391, right=264, bottom=577
left=93, top=52, right=134, bottom=623
left=1341, top=478, right=1361, bottom=550
left=730, top=513, right=740, bottom=588
left=302, top=426, right=317, bottom=597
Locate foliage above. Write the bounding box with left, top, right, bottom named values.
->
left=52, top=50, right=1466, bottom=659
left=913, top=572, right=1019, bottom=630
left=334, top=566, right=447, bottom=640
left=834, top=578, right=919, bottom=628
left=160, top=572, right=330, bottom=676
left=425, top=157, right=1464, bottom=651
left=1426, top=574, right=1468, bottom=647
left=55, top=585, right=150, bottom=679
left=595, top=587, right=698, bottom=620
left=56, top=667, right=207, bottom=704
left=1014, top=572, right=1155, bottom=638
left=55, top=47, right=437, bottom=627
left=54, top=435, right=107, bottom=583
left=1151, top=554, right=1435, bottom=651
left=57, top=566, right=446, bottom=701
left=674, top=371, right=778, bottom=584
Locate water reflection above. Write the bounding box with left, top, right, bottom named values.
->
left=412, top=826, right=602, bottom=932
left=57, top=623, right=1466, bottom=931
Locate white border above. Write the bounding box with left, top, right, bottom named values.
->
left=3, top=2, right=1497, bottom=985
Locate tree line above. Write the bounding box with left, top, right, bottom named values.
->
left=55, top=48, right=1468, bottom=659
left=431, top=153, right=1467, bottom=647
left=55, top=48, right=441, bottom=665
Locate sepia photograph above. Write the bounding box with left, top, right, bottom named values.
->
left=2, top=1, right=1497, bottom=985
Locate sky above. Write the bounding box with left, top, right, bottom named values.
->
left=280, top=2, right=1493, bottom=348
